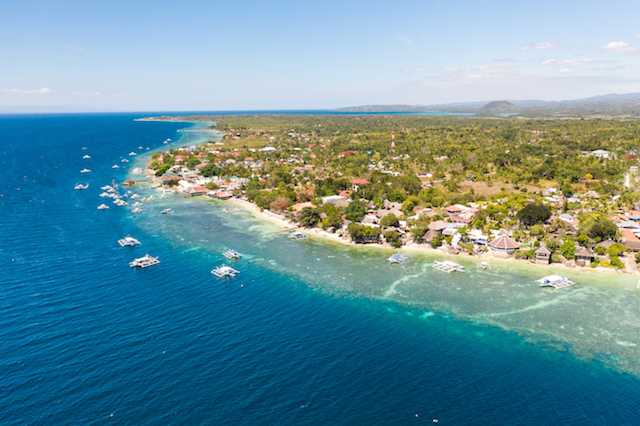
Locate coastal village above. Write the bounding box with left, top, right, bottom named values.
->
left=140, top=114, right=640, bottom=275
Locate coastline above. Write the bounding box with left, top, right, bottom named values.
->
left=226, top=197, right=638, bottom=280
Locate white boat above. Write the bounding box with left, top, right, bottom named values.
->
left=535, top=275, right=576, bottom=289
left=223, top=249, right=243, bottom=259
left=211, top=264, right=239, bottom=278
left=97, top=204, right=109, bottom=210
left=138, top=146, right=143, bottom=149
left=222, top=207, right=239, bottom=213
left=386, top=253, right=409, bottom=264
left=118, top=236, right=141, bottom=247
left=112, top=164, right=120, bottom=169
left=80, top=168, right=91, bottom=173
left=161, top=208, right=174, bottom=214
left=129, top=254, right=159, bottom=268
left=288, top=232, right=308, bottom=240
left=132, top=201, right=143, bottom=207
left=129, top=152, right=137, bottom=156
left=433, top=260, right=465, bottom=273
left=99, top=192, right=111, bottom=198
left=74, top=183, right=89, bottom=190
left=121, top=158, right=129, bottom=163
left=114, top=199, right=127, bottom=206
left=132, top=207, right=143, bottom=214
left=83, top=155, right=91, bottom=159
left=130, top=193, right=140, bottom=199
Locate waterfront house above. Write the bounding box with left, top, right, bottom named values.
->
left=574, top=247, right=596, bottom=267
left=488, top=235, right=519, bottom=257
left=535, top=245, right=552, bottom=264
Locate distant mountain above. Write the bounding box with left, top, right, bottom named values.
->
left=334, top=92, right=640, bottom=117
left=480, top=101, right=519, bottom=113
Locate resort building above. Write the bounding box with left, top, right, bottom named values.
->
left=488, top=235, right=519, bottom=257
left=574, top=247, right=596, bottom=267
left=535, top=245, right=552, bottom=264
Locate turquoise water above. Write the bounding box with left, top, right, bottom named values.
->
left=2, top=113, right=640, bottom=425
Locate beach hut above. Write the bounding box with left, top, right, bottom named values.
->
left=535, top=245, right=552, bottom=264
left=422, top=228, right=439, bottom=243
left=574, top=247, right=596, bottom=267
left=488, top=235, right=519, bottom=257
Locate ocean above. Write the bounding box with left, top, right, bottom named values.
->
left=2, top=113, right=640, bottom=425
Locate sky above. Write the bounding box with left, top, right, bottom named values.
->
left=2, top=0, right=640, bottom=112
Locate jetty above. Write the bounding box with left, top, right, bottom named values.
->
left=433, top=260, right=465, bottom=273
left=386, top=253, right=409, bottom=264
left=535, top=275, right=576, bottom=289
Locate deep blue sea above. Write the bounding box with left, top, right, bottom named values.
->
left=3, top=113, right=640, bottom=425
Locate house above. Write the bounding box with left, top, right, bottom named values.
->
left=210, top=191, right=234, bottom=200
left=428, top=220, right=448, bottom=232
left=488, top=235, right=519, bottom=257
left=622, top=229, right=640, bottom=252
left=574, top=247, right=596, bottom=267
left=291, top=202, right=315, bottom=214
left=422, top=228, right=440, bottom=243
left=322, top=195, right=348, bottom=204
left=184, top=186, right=207, bottom=196
left=383, top=200, right=402, bottom=210
left=352, top=179, right=370, bottom=191
left=535, top=245, right=552, bottom=264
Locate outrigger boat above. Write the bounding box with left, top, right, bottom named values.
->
left=74, top=183, right=89, bottom=190
left=223, top=249, right=243, bottom=259
left=432, top=260, right=465, bottom=273
left=386, top=253, right=409, bottom=264
left=161, top=208, right=174, bottom=214
left=129, top=254, right=159, bottom=268
left=211, top=264, right=239, bottom=278
left=288, top=232, right=308, bottom=240
left=97, top=204, right=109, bottom=210
left=535, top=275, right=575, bottom=289
left=118, top=236, right=141, bottom=247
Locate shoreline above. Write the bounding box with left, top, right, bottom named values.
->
left=226, top=197, right=639, bottom=280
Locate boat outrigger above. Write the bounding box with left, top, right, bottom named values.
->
left=535, top=275, right=575, bottom=289
left=223, top=249, right=243, bottom=259
left=432, top=260, right=465, bottom=273
left=129, top=254, right=160, bottom=268
left=211, top=264, right=240, bottom=278
left=118, top=236, right=141, bottom=247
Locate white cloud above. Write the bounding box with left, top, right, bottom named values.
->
left=541, top=58, right=597, bottom=67
left=115, top=93, right=129, bottom=98
left=558, top=68, right=572, bottom=74
left=521, top=42, right=558, bottom=51
left=420, top=64, right=529, bottom=88
left=635, top=35, right=640, bottom=39
left=401, top=68, right=424, bottom=76
left=2, top=87, right=54, bottom=94
left=601, top=41, right=638, bottom=53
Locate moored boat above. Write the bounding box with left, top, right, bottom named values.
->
left=129, top=254, right=159, bottom=268
left=211, top=264, right=240, bottom=278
